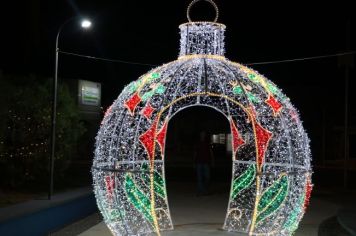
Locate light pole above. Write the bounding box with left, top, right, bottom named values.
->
left=49, top=17, right=92, bottom=200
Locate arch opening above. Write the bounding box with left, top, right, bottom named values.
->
left=164, top=105, right=232, bottom=227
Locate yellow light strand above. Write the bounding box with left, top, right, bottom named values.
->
left=178, top=54, right=226, bottom=61
left=233, top=62, right=272, bottom=96
left=250, top=175, right=261, bottom=235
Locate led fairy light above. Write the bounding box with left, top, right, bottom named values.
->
left=92, top=0, right=312, bottom=235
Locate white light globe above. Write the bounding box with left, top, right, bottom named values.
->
left=81, top=19, right=92, bottom=28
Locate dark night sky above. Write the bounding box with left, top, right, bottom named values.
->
left=0, top=1, right=355, bottom=162
left=1, top=1, right=354, bottom=79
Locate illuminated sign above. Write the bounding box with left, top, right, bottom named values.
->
left=79, top=80, right=101, bottom=106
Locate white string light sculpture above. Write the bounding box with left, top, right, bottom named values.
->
left=92, top=1, right=312, bottom=235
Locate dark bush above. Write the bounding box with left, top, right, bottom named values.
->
left=0, top=73, right=85, bottom=190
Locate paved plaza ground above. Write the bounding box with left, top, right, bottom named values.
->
left=52, top=183, right=355, bottom=236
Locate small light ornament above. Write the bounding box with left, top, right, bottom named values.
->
left=92, top=0, right=312, bottom=235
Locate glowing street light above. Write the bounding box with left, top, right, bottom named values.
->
left=49, top=17, right=92, bottom=200
left=81, top=19, right=92, bottom=29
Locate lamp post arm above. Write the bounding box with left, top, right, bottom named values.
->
left=55, top=16, right=79, bottom=50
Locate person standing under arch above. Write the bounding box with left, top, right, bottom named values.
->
left=194, top=131, right=214, bottom=196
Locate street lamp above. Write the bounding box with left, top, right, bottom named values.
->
left=49, top=17, right=92, bottom=200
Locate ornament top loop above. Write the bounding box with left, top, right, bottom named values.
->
left=187, top=0, right=219, bottom=23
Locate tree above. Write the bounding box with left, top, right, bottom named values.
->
left=0, top=73, right=85, bottom=190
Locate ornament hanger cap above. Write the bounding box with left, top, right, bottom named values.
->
left=179, top=0, right=226, bottom=57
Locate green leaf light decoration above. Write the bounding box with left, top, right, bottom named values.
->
left=125, top=174, right=154, bottom=225
left=283, top=193, right=305, bottom=232
left=141, top=163, right=167, bottom=199
left=231, top=164, right=256, bottom=199
left=256, top=175, right=289, bottom=225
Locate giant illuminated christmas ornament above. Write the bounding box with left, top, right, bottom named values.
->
left=92, top=0, right=312, bottom=235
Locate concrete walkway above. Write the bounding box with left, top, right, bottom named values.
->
left=337, top=206, right=356, bottom=235
left=78, top=183, right=341, bottom=236
left=0, top=187, right=97, bottom=236
left=0, top=187, right=92, bottom=223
